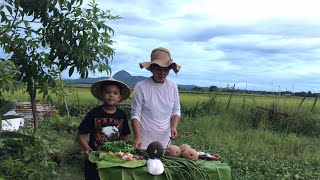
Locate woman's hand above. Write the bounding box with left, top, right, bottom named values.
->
left=171, top=128, right=178, bottom=139
left=170, top=115, right=180, bottom=139
left=131, top=119, right=142, bottom=148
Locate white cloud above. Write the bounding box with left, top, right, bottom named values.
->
left=3, top=0, right=320, bottom=93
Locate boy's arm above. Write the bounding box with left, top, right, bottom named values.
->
left=121, top=134, right=129, bottom=142
left=76, top=131, right=92, bottom=159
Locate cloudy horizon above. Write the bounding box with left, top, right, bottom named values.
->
left=2, top=0, right=320, bottom=93
left=79, top=0, right=320, bottom=93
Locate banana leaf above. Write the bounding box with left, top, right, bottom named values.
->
left=89, top=152, right=147, bottom=169
left=1, top=115, right=23, bottom=121
left=96, top=160, right=232, bottom=180
left=0, top=100, right=22, bottom=121
left=0, top=100, right=18, bottom=116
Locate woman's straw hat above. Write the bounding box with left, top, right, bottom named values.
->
left=90, top=78, right=130, bottom=102
left=139, top=47, right=181, bottom=73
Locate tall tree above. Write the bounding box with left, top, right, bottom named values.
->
left=208, top=85, right=218, bottom=92
left=0, top=0, right=119, bottom=129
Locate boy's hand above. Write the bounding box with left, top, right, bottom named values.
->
left=133, top=137, right=142, bottom=148
left=83, top=148, right=93, bottom=159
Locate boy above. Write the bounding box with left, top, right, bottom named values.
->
left=76, top=78, right=131, bottom=180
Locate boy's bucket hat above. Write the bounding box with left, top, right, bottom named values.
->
left=91, top=78, right=130, bottom=102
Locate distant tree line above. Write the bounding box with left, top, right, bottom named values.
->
left=179, top=85, right=319, bottom=97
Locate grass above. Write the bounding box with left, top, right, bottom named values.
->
left=175, top=115, right=320, bottom=179
left=2, top=87, right=320, bottom=179
left=37, top=118, right=84, bottom=179
left=3, top=86, right=318, bottom=111
left=39, top=107, right=320, bottom=179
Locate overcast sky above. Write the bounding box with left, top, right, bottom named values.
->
left=3, top=0, right=320, bottom=93
left=74, top=0, right=320, bottom=93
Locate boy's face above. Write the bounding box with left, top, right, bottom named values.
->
left=101, top=84, right=122, bottom=106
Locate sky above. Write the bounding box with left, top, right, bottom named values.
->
left=2, top=0, right=320, bottom=93
left=76, top=0, right=320, bottom=93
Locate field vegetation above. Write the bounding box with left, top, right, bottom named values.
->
left=1, top=0, right=319, bottom=179
left=1, top=84, right=320, bottom=179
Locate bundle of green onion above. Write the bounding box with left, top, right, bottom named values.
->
left=160, top=156, right=211, bottom=180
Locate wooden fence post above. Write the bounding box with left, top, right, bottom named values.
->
left=226, top=84, right=235, bottom=110
left=296, top=95, right=306, bottom=112
left=311, top=94, right=318, bottom=112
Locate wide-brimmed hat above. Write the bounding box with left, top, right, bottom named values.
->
left=91, top=78, right=130, bottom=102
left=139, top=47, right=181, bottom=73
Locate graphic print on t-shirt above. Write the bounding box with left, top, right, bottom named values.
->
left=93, top=117, right=123, bottom=148
left=101, top=126, right=119, bottom=140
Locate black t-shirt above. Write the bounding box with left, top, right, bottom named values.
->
left=78, top=106, right=131, bottom=150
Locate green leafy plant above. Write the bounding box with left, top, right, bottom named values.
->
left=1, top=0, right=120, bottom=129
left=0, top=100, right=60, bottom=179
left=0, top=100, right=34, bottom=158
left=0, top=61, right=22, bottom=98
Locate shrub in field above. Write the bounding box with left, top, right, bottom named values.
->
left=223, top=149, right=320, bottom=179
left=181, top=93, right=224, bottom=118
left=250, top=108, right=320, bottom=137
left=1, top=100, right=57, bottom=179
left=226, top=101, right=320, bottom=137
left=283, top=111, right=320, bottom=137
left=40, top=115, right=81, bottom=133
left=35, top=116, right=84, bottom=178
left=176, top=113, right=320, bottom=179
left=52, top=100, right=97, bottom=117
left=0, top=129, right=59, bottom=179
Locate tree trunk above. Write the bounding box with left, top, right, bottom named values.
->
left=0, top=116, right=2, bottom=136
left=59, top=73, right=70, bottom=116
left=29, top=81, right=38, bottom=130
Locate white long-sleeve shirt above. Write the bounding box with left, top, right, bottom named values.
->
left=131, top=77, right=181, bottom=149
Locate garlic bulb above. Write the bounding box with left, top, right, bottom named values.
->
left=147, top=159, right=164, bottom=175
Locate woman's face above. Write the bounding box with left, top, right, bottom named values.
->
left=151, top=64, right=171, bottom=83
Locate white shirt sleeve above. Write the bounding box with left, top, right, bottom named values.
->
left=171, top=84, right=181, bottom=117
left=131, top=82, right=143, bottom=122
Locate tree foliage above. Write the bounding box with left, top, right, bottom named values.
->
left=0, top=0, right=120, bottom=128
left=192, top=86, right=204, bottom=91
left=208, top=85, right=218, bottom=92
left=0, top=60, right=23, bottom=98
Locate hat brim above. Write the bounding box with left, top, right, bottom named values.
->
left=91, top=78, right=130, bottom=102
left=139, top=59, right=181, bottom=73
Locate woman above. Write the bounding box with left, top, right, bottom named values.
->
left=131, top=47, right=182, bottom=149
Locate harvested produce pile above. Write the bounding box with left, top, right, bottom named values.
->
left=166, top=143, right=220, bottom=161
left=160, top=143, right=222, bottom=180
left=104, top=151, right=144, bottom=162
left=89, top=141, right=147, bottom=169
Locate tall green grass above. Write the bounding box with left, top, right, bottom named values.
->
left=3, top=86, right=320, bottom=179
left=175, top=114, right=320, bottom=179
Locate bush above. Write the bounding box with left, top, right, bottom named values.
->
left=40, top=115, right=81, bottom=133
left=0, top=129, right=59, bottom=179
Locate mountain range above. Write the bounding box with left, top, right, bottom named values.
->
left=64, top=70, right=199, bottom=90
